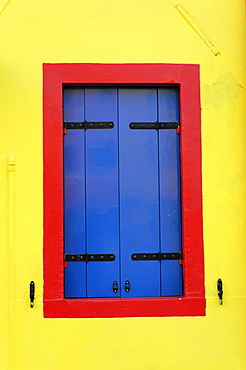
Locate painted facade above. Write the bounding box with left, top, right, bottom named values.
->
left=0, top=0, right=245, bottom=369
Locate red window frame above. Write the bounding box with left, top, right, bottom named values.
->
left=43, top=63, right=205, bottom=318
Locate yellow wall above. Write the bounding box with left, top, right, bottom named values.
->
left=0, top=0, right=245, bottom=369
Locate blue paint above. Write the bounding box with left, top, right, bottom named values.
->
left=85, top=88, right=120, bottom=297
left=64, top=87, right=182, bottom=298
left=64, top=88, right=86, bottom=297
left=119, top=88, right=161, bottom=297
left=158, top=88, right=183, bottom=296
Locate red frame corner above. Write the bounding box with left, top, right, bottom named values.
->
left=43, top=63, right=205, bottom=318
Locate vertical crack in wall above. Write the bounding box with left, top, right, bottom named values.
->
left=175, top=3, right=221, bottom=56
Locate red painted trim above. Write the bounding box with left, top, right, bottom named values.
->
left=43, top=63, right=205, bottom=318
left=44, top=298, right=205, bottom=318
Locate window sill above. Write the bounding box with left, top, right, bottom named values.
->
left=44, top=296, right=206, bottom=318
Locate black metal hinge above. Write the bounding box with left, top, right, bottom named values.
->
left=131, top=252, right=182, bottom=261
left=129, top=121, right=180, bottom=130
left=64, top=121, right=114, bottom=130
left=64, top=253, right=115, bottom=262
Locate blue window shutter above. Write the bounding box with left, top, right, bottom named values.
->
left=85, top=88, right=120, bottom=298
left=64, top=88, right=86, bottom=298
left=119, top=88, right=161, bottom=297
left=63, top=87, right=183, bottom=298
left=158, top=88, right=183, bottom=296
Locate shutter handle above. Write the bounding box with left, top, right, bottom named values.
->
left=112, top=281, right=118, bottom=293
left=124, top=280, right=130, bottom=292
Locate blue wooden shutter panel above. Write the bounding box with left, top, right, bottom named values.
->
left=64, top=88, right=86, bottom=298
left=64, top=87, right=182, bottom=298
left=85, top=88, right=120, bottom=298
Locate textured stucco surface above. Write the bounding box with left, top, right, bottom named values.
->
left=0, top=0, right=245, bottom=369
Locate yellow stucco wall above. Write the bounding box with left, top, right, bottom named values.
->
left=0, top=0, right=245, bottom=369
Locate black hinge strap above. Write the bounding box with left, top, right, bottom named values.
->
left=64, top=121, right=114, bottom=130
left=131, top=252, right=182, bottom=261
left=64, top=254, right=115, bottom=262
left=129, top=122, right=179, bottom=130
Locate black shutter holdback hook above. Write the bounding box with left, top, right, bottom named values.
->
left=30, top=281, right=35, bottom=308
left=217, top=278, right=223, bottom=305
